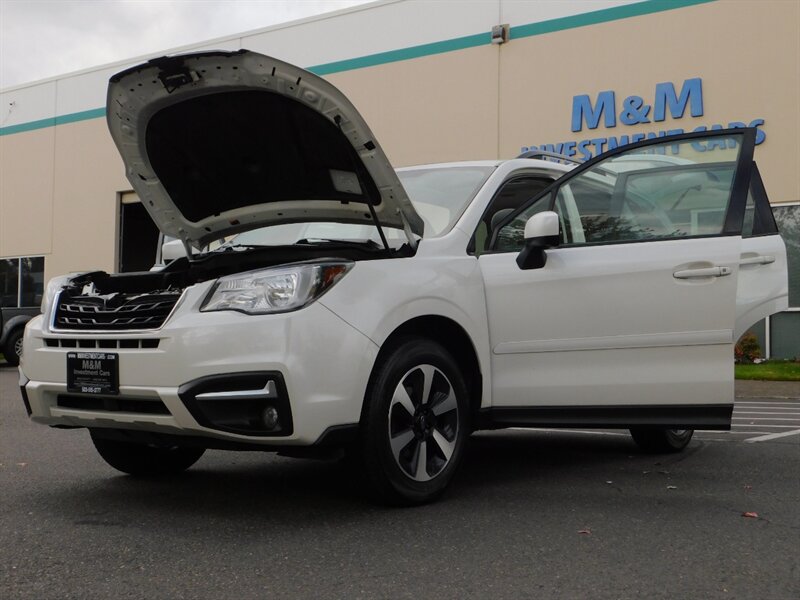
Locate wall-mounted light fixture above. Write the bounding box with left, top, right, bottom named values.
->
left=491, top=24, right=509, bottom=45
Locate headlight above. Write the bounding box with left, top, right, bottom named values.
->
left=200, top=261, right=353, bottom=315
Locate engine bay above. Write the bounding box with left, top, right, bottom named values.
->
left=52, top=243, right=407, bottom=331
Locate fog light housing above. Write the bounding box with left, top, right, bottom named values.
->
left=262, top=405, right=279, bottom=430
left=178, top=372, right=293, bottom=437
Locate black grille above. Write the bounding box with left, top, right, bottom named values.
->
left=44, top=338, right=161, bottom=349
left=54, top=293, right=180, bottom=331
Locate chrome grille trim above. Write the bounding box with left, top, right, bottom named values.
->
left=50, top=289, right=185, bottom=332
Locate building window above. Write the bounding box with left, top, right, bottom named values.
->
left=0, top=256, right=45, bottom=308
left=773, top=203, right=799, bottom=308
left=770, top=203, right=800, bottom=359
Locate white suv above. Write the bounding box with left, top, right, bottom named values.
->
left=20, top=50, right=788, bottom=504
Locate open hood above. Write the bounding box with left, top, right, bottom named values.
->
left=107, top=50, right=424, bottom=248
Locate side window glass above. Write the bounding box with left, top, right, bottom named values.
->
left=742, top=190, right=756, bottom=237
left=496, top=133, right=746, bottom=249
left=772, top=204, right=799, bottom=307
left=493, top=192, right=552, bottom=253
left=20, top=257, right=45, bottom=307
left=556, top=175, right=620, bottom=243
left=0, top=256, right=44, bottom=308
left=474, top=176, right=552, bottom=255
left=0, top=259, right=19, bottom=308
left=748, top=163, right=778, bottom=236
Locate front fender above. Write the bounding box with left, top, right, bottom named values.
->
left=1, top=314, right=34, bottom=346
left=318, top=256, right=493, bottom=408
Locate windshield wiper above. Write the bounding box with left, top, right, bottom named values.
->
left=207, top=243, right=272, bottom=253
left=206, top=239, right=386, bottom=254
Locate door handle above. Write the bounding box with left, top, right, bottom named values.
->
left=673, top=266, right=732, bottom=279
left=739, top=255, right=775, bottom=266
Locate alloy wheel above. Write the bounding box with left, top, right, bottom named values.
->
left=388, top=364, right=459, bottom=482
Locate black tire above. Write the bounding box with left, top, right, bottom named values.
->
left=3, top=328, right=23, bottom=367
left=90, top=431, right=205, bottom=476
left=360, top=338, right=470, bottom=505
left=629, top=428, right=694, bottom=453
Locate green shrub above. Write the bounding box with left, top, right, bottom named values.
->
left=735, top=333, right=762, bottom=363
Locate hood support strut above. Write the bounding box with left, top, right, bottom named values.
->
left=331, top=114, right=391, bottom=252
left=365, top=200, right=391, bottom=252
left=182, top=238, right=195, bottom=261
left=398, top=211, right=418, bottom=250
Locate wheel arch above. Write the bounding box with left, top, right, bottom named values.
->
left=364, top=315, right=484, bottom=430
left=1, top=315, right=32, bottom=347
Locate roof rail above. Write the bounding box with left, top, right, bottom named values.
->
left=516, top=150, right=583, bottom=165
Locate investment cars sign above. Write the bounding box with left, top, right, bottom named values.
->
left=522, top=78, right=766, bottom=159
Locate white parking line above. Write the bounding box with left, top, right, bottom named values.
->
left=744, top=429, right=800, bottom=443
left=732, top=424, right=800, bottom=428
left=737, top=404, right=800, bottom=407
left=733, top=417, right=800, bottom=422
left=733, top=409, right=800, bottom=416
left=734, top=400, right=800, bottom=408
left=509, top=428, right=629, bottom=437
left=697, top=430, right=770, bottom=435
left=505, top=421, right=800, bottom=439
left=737, top=398, right=800, bottom=402
left=736, top=401, right=800, bottom=406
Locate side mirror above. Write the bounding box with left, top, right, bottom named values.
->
left=516, top=211, right=560, bottom=270
left=161, top=238, right=188, bottom=262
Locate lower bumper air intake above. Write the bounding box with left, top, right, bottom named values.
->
left=178, top=372, right=293, bottom=437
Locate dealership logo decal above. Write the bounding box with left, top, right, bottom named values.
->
left=522, top=78, right=766, bottom=159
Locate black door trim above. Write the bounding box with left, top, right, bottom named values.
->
left=480, top=404, right=733, bottom=430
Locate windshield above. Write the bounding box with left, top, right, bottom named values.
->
left=209, top=165, right=495, bottom=250
left=397, top=165, right=495, bottom=236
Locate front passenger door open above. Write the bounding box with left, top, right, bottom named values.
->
left=479, top=129, right=784, bottom=430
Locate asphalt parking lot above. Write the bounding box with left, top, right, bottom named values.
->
left=1, top=364, right=798, bottom=599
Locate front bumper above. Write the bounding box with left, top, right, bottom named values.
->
left=20, top=286, right=378, bottom=446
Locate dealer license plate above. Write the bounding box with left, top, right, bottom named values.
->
left=67, top=352, right=119, bottom=395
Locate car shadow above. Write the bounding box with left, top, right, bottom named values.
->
left=456, top=430, right=640, bottom=488
left=34, top=429, right=656, bottom=529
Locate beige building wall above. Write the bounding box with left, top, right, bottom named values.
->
left=327, top=45, right=501, bottom=166
left=49, top=120, right=129, bottom=278
left=0, top=119, right=128, bottom=281
left=326, top=0, right=799, bottom=201
left=497, top=0, right=800, bottom=205
left=0, top=0, right=797, bottom=284
left=0, top=127, right=55, bottom=258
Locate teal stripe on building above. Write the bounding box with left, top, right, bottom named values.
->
left=0, top=0, right=716, bottom=137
